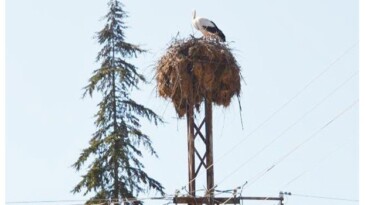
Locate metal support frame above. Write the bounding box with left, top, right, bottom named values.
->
left=180, top=80, right=284, bottom=205
left=186, top=97, right=214, bottom=204
left=179, top=101, right=285, bottom=205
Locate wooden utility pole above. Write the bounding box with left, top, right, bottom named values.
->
left=205, top=99, right=214, bottom=204
left=187, top=94, right=196, bottom=197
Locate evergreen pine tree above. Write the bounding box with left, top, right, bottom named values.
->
left=72, top=1, right=164, bottom=204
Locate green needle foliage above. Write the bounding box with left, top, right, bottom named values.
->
left=72, top=0, right=164, bottom=204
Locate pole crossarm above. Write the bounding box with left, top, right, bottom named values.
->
left=173, top=196, right=284, bottom=205
left=173, top=197, right=239, bottom=204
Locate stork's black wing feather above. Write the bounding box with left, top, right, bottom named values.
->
left=203, top=21, right=226, bottom=42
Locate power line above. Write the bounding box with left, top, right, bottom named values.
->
left=214, top=71, right=358, bottom=187
left=243, top=99, right=358, bottom=191
left=281, top=139, right=353, bottom=188
left=6, top=200, right=85, bottom=204
left=216, top=99, right=358, bottom=205
left=273, top=99, right=358, bottom=167
left=5, top=197, right=173, bottom=204
left=289, top=193, right=358, bottom=202
left=214, top=42, right=358, bottom=165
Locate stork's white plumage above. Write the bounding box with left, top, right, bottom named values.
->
left=192, top=10, right=226, bottom=42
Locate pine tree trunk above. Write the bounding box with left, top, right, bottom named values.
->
left=112, top=41, right=120, bottom=201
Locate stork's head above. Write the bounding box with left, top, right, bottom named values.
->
left=192, top=9, right=196, bottom=19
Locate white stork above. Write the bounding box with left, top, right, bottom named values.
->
left=192, top=10, right=226, bottom=42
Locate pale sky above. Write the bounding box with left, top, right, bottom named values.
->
left=5, top=0, right=360, bottom=205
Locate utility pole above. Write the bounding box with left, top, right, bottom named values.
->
left=186, top=95, right=215, bottom=204
left=174, top=95, right=284, bottom=205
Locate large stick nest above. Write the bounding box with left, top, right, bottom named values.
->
left=156, top=37, right=241, bottom=117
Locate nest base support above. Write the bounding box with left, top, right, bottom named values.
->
left=186, top=99, right=214, bottom=202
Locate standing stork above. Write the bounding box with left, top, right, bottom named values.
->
left=192, top=10, right=226, bottom=42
